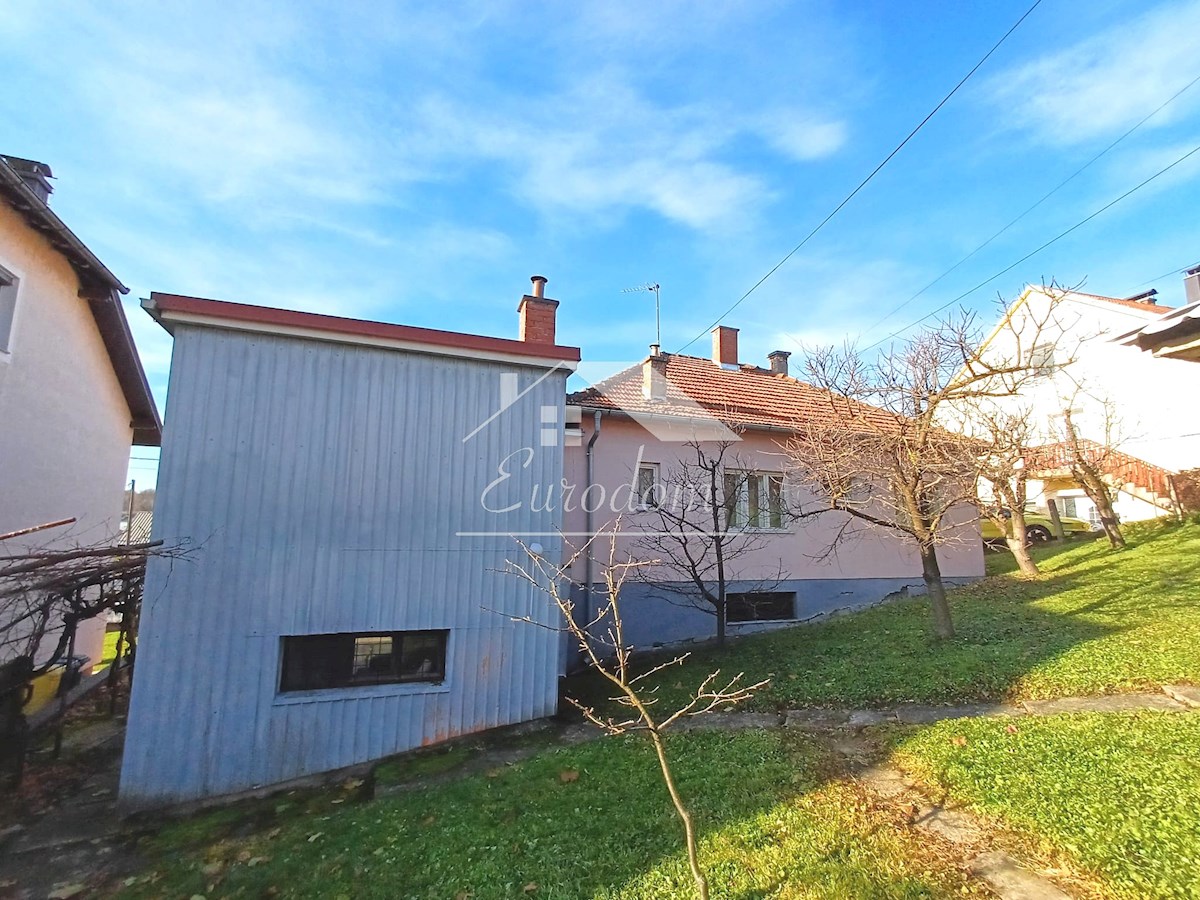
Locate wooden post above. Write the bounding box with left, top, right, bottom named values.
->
left=52, top=616, right=78, bottom=759
left=108, top=481, right=137, bottom=715
left=1046, top=498, right=1066, bottom=541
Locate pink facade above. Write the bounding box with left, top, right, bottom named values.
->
left=561, top=350, right=984, bottom=648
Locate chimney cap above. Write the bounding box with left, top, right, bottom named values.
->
left=767, top=349, right=791, bottom=359
left=649, top=343, right=661, bottom=357
left=530, top=275, right=548, bottom=298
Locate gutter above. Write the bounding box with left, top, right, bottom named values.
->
left=582, top=410, right=603, bottom=630
left=572, top=403, right=799, bottom=436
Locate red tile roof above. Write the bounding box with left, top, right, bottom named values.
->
left=569, top=353, right=897, bottom=431
left=1069, top=290, right=1173, bottom=314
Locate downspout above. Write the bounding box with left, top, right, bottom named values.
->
left=582, top=410, right=603, bottom=630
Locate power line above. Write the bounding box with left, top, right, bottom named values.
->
left=1132, top=260, right=1200, bottom=290
left=860, top=70, right=1200, bottom=338
left=676, top=0, right=1045, bottom=352
left=860, top=139, right=1200, bottom=353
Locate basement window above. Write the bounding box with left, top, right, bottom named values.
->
left=279, top=630, right=448, bottom=693
left=727, top=591, right=796, bottom=623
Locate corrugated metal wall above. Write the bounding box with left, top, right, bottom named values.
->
left=120, top=325, right=567, bottom=808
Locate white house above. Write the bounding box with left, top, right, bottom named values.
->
left=120, top=277, right=580, bottom=809
left=973, top=281, right=1200, bottom=524
left=1116, top=266, right=1200, bottom=364
left=0, top=155, right=161, bottom=670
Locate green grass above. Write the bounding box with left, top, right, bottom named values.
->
left=888, top=711, right=1200, bottom=899
left=372, top=744, right=473, bottom=785
left=120, top=731, right=984, bottom=899
left=567, top=523, right=1200, bottom=711
left=95, top=629, right=128, bottom=671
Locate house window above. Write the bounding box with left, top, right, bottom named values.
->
left=724, top=471, right=785, bottom=529
left=727, top=591, right=796, bottom=622
left=1029, top=343, right=1055, bottom=376
left=279, top=630, right=448, bottom=693
left=636, top=463, right=659, bottom=507
left=0, top=265, right=18, bottom=353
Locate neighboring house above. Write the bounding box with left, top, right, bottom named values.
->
left=120, top=510, right=154, bottom=545
left=563, top=326, right=984, bottom=650
left=120, top=277, right=579, bottom=809
left=972, top=281, right=1200, bottom=524
left=1115, top=266, right=1200, bottom=363
left=0, top=155, right=161, bottom=671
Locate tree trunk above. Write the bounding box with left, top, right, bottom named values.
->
left=714, top=596, right=726, bottom=647
left=918, top=542, right=955, bottom=640
left=648, top=727, right=709, bottom=900
left=1005, top=507, right=1040, bottom=577
left=1079, top=471, right=1126, bottom=549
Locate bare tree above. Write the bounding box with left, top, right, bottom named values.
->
left=788, top=304, right=1063, bottom=640
left=1050, top=403, right=1126, bottom=549
left=0, top=530, right=189, bottom=780
left=504, top=532, right=767, bottom=900
left=959, top=403, right=1042, bottom=576
left=633, top=439, right=784, bottom=647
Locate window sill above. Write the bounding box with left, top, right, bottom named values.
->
left=273, top=680, right=451, bottom=706
left=729, top=526, right=790, bottom=535
left=729, top=618, right=797, bottom=626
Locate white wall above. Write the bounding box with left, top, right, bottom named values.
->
left=981, top=288, right=1200, bottom=473
left=0, top=203, right=134, bottom=668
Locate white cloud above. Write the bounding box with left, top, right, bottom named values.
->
left=987, top=0, right=1200, bottom=144
left=756, top=114, right=848, bottom=161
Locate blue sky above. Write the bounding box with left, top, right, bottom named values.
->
left=4, top=0, right=1200, bottom=487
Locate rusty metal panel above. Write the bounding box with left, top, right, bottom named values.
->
left=120, top=325, right=566, bottom=808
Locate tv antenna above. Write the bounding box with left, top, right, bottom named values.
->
left=621, top=282, right=661, bottom=347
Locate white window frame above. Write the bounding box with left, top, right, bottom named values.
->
left=636, top=462, right=660, bottom=509
left=0, top=264, right=18, bottom=356
left=725, top=470, right=786, bottom=531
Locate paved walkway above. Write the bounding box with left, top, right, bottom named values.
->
left=3, top=685, right=1196, bottom=899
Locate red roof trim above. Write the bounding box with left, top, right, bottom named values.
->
left=149, top=293, right=581, bottom=363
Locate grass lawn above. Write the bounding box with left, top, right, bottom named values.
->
left=119, top=731, right=986, bottom=899
left=567, top=523, right=1200, bottom=711
left=887, top=711, right=1200, bottom=899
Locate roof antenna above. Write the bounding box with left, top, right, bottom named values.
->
left=621, top=282, right=661, bottom=347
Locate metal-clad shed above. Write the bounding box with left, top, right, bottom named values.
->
left=119, top=284, right=578, bottom=809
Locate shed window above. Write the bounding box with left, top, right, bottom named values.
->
left=279, top=630, right=448, bottom=693
left=0, top=265, right=17, bottom=353
left=726, top=592, right=796, bottom=623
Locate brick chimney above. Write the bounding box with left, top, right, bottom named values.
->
left=711, top=325, right=738, bottom=368
left=1186, top=266, right=1200, bottom=305
left=518, top=275, right=558, bottom=345
left=767, top=350, right=790, bottom=376
left=643, top=347, right=668, bottom=401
